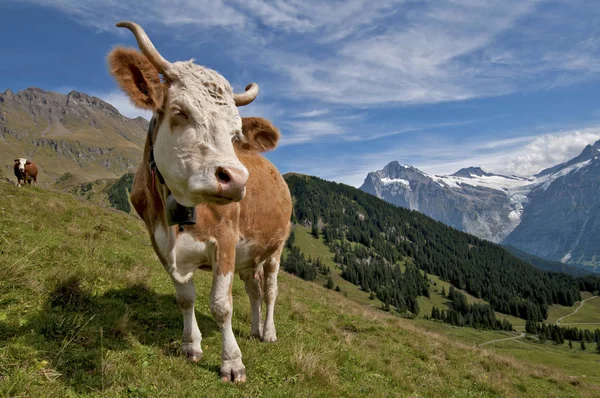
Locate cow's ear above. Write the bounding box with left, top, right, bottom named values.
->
left=25, top=160, right=31, bottom=165
left=239, top=117, right=280, bottom=152
left=107, top=46, right=164, bottom=111
left=14, top=159, right=18, bottom=162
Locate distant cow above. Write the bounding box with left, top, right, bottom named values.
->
left=13, top=158, right=38, bottom=187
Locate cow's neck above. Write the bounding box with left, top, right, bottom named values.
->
left=146, top=115, right=197, bottom=231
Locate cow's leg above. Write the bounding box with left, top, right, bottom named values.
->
left=173, top=278, right=203, bottom=362
left=154, top=224, right=203, bottom=362
left=240, top=267, right=263, bottom=339
left=210, top=241, right=245, bottom=383
left=262, top=254, right=281, bottom=342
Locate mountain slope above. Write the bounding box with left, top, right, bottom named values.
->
left=0, top=87, right=147, bottom=185
left=4, top=183, right=599, bottom=396
left=503, top=245, right=593, bottom=277
left=285, top=174, right=600, bottom=323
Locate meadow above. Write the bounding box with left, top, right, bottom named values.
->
left=1, top=182, right=599, bottom=397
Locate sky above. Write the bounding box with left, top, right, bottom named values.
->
left=1, top=0, right=600, bottom=186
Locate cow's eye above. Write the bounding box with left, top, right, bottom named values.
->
left=172, top=109, right=188, bottom=120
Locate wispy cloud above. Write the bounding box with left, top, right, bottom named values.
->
left=23, top=0, right=600, bottom=109
left=281, top=120, right=345, bottom=145
left=295, top=109, right=330, bottom=118
left=19, top=0, right=248, bottom=32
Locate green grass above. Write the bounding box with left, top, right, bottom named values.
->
left=562, top=297, right=600, bottom=325
left=547, top=293, right=600, bottom=330
left=413, top=319, right=600, bottom=385
left=1, top=182, right=600, bottom=397
left=488, top=338, right=600, bottom=384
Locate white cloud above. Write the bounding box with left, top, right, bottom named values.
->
left=291, top=127, right=600, bottom=187
left=92, top=91, right=152, bottom=119
left=500, top=130, right=600, bottom=176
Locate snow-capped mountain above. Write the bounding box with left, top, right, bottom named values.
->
left=360, top=162, right=531, bottom=242
left=360, top=140, right=600, bottom=269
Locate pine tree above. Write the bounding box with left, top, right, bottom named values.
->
left=311, top=217, right=319, bottom=238
left=448, top=286, right=456, bottom=301
left=326, top=276, right=334, bottom=289
left=581, top=340, right=586, bottom=350
left=525, top=320, right=537, bottom=335
left=441, top=286, right=446, bottom=297
left=596, top=341, right=600, bottom=354
left=569, top=340, right=573, bottom=349
left=286, top=228, right=296, bottom=248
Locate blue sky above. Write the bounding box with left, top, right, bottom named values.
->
left=2, top=0, right=600, bottom=186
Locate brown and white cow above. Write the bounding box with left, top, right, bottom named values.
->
left=107, top=22, right=292, bottom=383
left=13, top=158, right=38, bottom=187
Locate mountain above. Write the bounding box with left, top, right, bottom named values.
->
left=504, top=141, right=600, bottom=269
left=360, top=161, right=531, bottom=243
left=360, top=141, right=600, bottom=269
left=0, top=87, right=147, bottom=185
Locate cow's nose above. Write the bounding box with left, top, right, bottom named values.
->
left=216, top=166, right=248, bottom=201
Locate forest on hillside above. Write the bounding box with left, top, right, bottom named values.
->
left=283, top=175, right=600, bottom=323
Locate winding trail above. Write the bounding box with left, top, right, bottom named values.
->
left=556, top=296, right=598, bottom=325
left=479, top=332, right=525, bottom=347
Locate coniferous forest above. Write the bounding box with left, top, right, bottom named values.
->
left=282, top=174, right=600, bottom=324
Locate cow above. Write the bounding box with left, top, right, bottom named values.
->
left=13, top=158, right=38, bottom=187
left=106, top=21, right=292, bottom=383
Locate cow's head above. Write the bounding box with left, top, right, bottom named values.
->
left=107, top=21, right=256, bottom=207
left=14, top=158, right=27, bottom=173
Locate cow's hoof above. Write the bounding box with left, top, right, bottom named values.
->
left=182, top=344, right=203, bottom=363
left=249, top=325, right=263, bottom=340
left=262, top=330, right=277, bottom=342
left=220, top=360, right=246, bottom=383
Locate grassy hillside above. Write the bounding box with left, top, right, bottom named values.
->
left=291, top=221, right=600, bottom=384
left=291, top=225, right=526, bottom=328
left=2, top=183, right=599, bottom=397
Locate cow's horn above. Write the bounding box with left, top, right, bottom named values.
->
left=116, top=21, right=170, bottom=72
left=234, top=83, right=259, bottom=106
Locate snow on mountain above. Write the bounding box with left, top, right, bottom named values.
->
left=359, top=143, right=599, bottom=248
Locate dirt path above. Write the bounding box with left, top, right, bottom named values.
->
left=479, top=332, right=525, bottom=347
left=556, top=296, right=598, bottom=325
